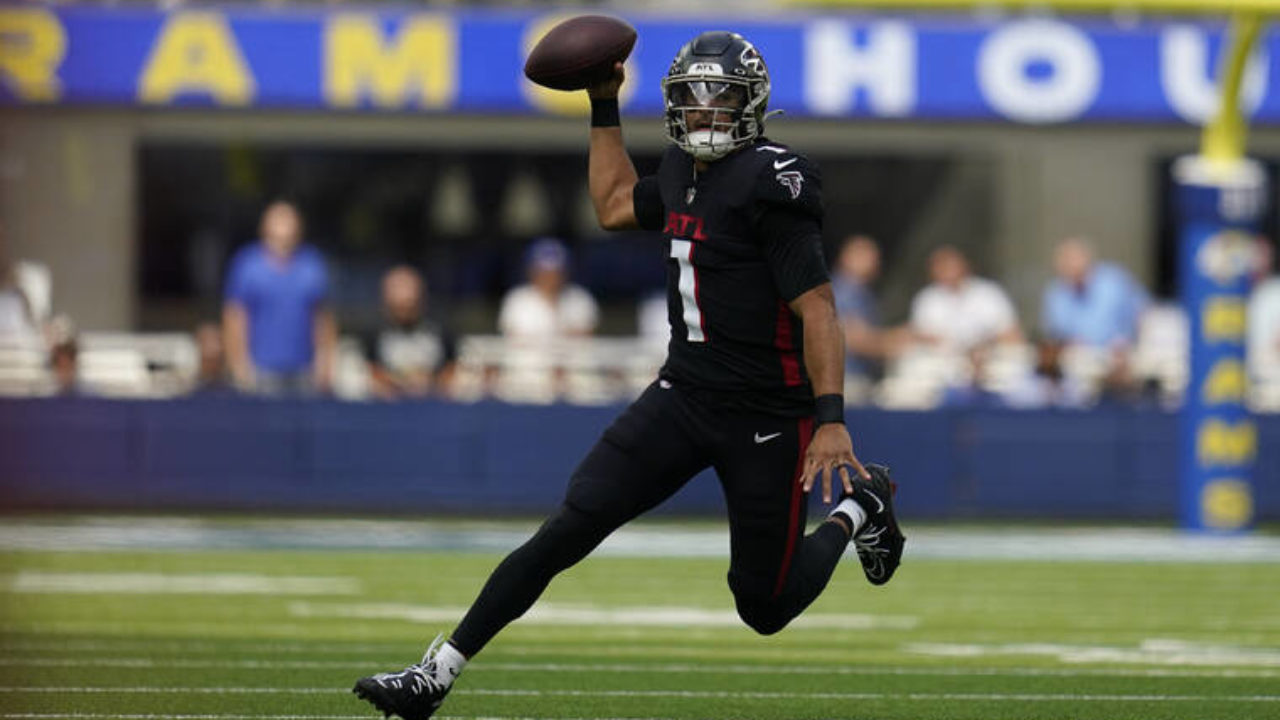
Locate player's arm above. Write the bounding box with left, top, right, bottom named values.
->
left=791, top=284, right=844, bottom=404
left=790, top=282, right=871, bottom=503
left=587, top=62, right=641, bottom=231
left=756, top=156, right=871, bottom=502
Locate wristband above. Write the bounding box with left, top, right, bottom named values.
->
left=815, top=394, right=845, bottom=426
left=590, top=98, right=620, bottom=127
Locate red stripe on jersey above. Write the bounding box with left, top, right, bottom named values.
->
left=773, top=417, right=814, bottom=598
left=774, top=300, right=802, bottom=386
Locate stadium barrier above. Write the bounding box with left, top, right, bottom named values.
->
left=1, top=396, right=1275, bottom=521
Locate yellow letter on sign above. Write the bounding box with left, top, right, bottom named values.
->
left=1201, top=296, right=1247, bottom=343
left=1196, top=419, right=1257, bottom=467
left=325, top=15, right=456, bottom=109
left=138, top=12, right=255, bottom=106
left=1201, top=358, right=1248, bottom=405
left=1200, top=478, right=1253, bottom=531
left=0, top=8, right=66, bottom=101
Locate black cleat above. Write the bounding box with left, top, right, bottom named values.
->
left=849, top=463, right=905, bottom=586
left=353, top=636, right=454, bottom=720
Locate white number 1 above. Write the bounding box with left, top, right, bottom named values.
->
left=670, top=239, right=705, bottom=343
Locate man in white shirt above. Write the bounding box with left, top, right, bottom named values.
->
left=498, top=238, right=599, bottom=341
left=909, top=245, right=1022, bottom=351
left=1249, top=240, right=1280, bottom=382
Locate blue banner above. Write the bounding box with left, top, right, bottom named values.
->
left=1, top=6, right=1278, bottom=124
left=1174, top=156, right=1265, bottom=533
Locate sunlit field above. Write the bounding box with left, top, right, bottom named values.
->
left=0, top=517, right=1277, bottom=720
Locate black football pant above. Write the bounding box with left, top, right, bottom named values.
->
left=449, top=380, right=849, bottom=657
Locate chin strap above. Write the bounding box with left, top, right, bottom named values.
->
left=763, top=109, right=785, bottom=121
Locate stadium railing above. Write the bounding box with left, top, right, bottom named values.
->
left=1, top=326, right=1277, bottom=411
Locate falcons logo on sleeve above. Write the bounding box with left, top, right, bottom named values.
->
left=775, top=170, right=803, bottom=200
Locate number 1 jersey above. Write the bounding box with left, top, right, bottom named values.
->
left=632, top=138, right=829, bottom=417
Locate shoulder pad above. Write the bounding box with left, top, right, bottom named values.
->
left=751, top=146, right=823, bottom=220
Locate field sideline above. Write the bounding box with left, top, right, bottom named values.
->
left=1, top=517, right=1277, bottom=720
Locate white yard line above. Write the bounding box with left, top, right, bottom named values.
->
left=5, top=572, right=360, bottom=596
left=2, top=656, right=1279, bottom=678
left=907, top=639, right=1280, bottom=667
left=3, top=518, right=1280, bottom=563
left=288, top=601, right=918, bottom=630
left=0, top=687, right=1276, bottom=703
left=0, top=640, right=406, bottom=655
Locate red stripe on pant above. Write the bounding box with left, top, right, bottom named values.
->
left=773, top=416, right=815, bottom=598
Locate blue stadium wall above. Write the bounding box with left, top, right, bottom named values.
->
left=1, top=398, right=1276, bottom=520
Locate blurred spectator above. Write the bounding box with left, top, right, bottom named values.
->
left=909, top=245, right=1022, bottom=352
left=637, top=289, right=669, bottom=347
left=222, top=200, right=337, bottom=396
left=0, top=222, right=52, bottom=333
left=1041, top=238, right=1147, bottom=349
left=0, top=239, right=39, bottom=347
left=831, top=234, right=905, bottom=377
left=47, top=318, right=81, bottom=396
left=1000, top=341, right=1092, bottom=409
left=939, top=346, right=1005, bottom=408
left=498, top=238, right=599, bottom=341
left=1249, top=239, right=1280, bottom=381
left=363, top=265, right=457, bottom=400
left=191, top=322, right=233, bottom=395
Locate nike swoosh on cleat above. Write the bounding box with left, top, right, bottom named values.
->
left=773, top=158, right=797, bottom=169
left=754, top=431, right=782, bottom=444
left=864, top=491, right=885, bottom=514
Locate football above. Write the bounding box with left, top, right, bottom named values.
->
left=524, top=15, right=637, bottom=91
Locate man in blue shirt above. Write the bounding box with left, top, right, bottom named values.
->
left=831, top=235, right=884, bottom=378
left=223, top=200, right=336, bottom=395
left=1041, top=238, right=1147, bottom=349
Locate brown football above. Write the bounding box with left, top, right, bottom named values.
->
left=524, top=15, right=637, bottom=91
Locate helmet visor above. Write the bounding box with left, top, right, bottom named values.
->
left=669, top=80, right=746, bottom=110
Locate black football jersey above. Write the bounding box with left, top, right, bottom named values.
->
left=633, top=137, right=828, bottom=416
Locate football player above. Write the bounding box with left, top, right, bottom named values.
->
left=354, top=31, right=906, bottom=720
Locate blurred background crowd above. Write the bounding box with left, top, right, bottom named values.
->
left=4, top=193, right=1279, bottom=411
left=3, top=2, right=1280, bottom=413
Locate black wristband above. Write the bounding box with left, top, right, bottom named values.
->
left=815, top=394, right=845, bottom=426
left=590, top=98, right=620, bottom=127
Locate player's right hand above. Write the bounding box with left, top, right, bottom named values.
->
left=587, top=61, right=625, bottom=99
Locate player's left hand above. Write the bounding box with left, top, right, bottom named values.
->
left=802, top=424, right=870, bottom=503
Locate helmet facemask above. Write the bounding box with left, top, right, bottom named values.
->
left=663, top=75, right=761, bottom=161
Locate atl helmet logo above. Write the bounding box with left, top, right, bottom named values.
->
left=688, top=62, right=723, bottom=76
left=739, top=44, right=766, bottom=78
left=776, top=170, right=803, bottom=200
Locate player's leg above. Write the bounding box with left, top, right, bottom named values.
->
left=714, top=415, right=852, bottom=635
left=353, top=381, right=708, bottom=720
left=449, top=383, right=708, bottom=655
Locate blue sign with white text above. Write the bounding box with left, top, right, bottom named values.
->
left=1, top=6, right=1277, bottom=124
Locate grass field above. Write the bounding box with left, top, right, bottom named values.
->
left=1, top=518, right=1278, bottom=720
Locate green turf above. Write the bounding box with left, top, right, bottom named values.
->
left=1, top=536, right=1278, bottom=720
